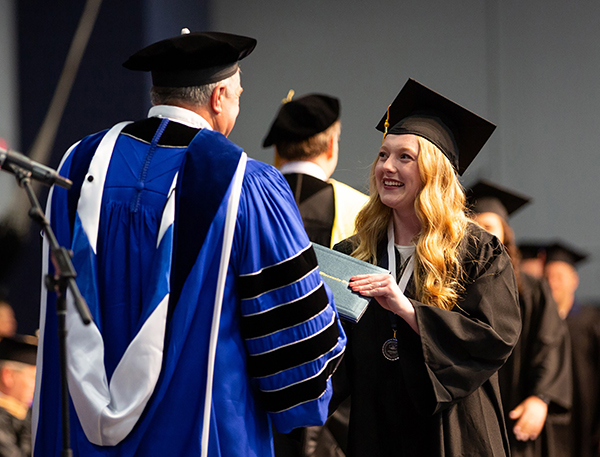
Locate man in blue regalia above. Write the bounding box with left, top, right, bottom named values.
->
left=32, top=30, right=346, bottom=457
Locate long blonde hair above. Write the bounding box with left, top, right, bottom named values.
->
left=352, top=136, right=469, bottom=310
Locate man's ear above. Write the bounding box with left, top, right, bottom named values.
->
left=325, top=135, right=335, bottom=159
left=210, top=83, right=227, bottom=114
left=0, top=367, right=13, bottom=389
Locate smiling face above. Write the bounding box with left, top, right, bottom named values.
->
left=375, top=134, right=422, bottom=213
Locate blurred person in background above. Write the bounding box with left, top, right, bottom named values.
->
left=544, top=243, right=600, bottom=457
left=469, top=180, right=572, bottom=457
left=0, top=335, right=37, bottom=457
left=518, top=242, right=547, bottom=279
left=264, top=92, right=368, bottom=249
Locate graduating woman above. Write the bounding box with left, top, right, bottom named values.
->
left=331, top=79, right=521, bottom=456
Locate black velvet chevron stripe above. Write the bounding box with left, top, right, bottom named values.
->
left=122, top=118, right=200, bottom=146
left=247, top=320, right=340, bottom=378
left=241, top=284, right=329, bottom=340
left=238, top=246, right=318, bottom=300
left=260, top=349, right=344, bottom=413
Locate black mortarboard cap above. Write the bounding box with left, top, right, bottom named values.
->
left=467, top=179, right=531, bottom=220
left=123, top=31, right=257, bottom=87
left=262, top=93, right=340, bottom=147
left=375, top=78, right=496, bottom=175
left=545, top=241, right=588, bottom=267
left=518, top=241, right=547, bottom=260
left=0, top=335, right=37, bottom=365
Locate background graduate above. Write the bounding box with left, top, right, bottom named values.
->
left=518, top=242, right=547, bottom=280
left=0, top=336, right=37, bottom=457
left=263, top=92, right=368, bottom=249
left=330, top=78, right=521, bottom=456
left=469, top=179, right=572, bottom=457
left=543, top=242, right=600, bottom=457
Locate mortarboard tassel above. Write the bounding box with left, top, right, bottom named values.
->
left=282, top=89, right=295, bottom=104
left=382, top=104, right=391, bottom=145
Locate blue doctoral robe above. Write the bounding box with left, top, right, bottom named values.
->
left=33, top=116, right=346, bottom=457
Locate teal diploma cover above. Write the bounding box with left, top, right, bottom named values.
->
left=312, top=243, right=389, bottom=323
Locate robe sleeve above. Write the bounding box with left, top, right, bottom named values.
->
left=328, top=237, right=358, bottom=413
left=232, top=161, right=347, bottom=433
left=403, top=225, right=521, bottom=415
left=522, top=274, right=572, bottom=413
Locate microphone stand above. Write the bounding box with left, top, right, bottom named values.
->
left=8, top=163, right=92, bottom=457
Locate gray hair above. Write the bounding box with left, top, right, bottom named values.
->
left=150, top=70, right=239, bottom=107
left=150, top=82, right=219, bottom=107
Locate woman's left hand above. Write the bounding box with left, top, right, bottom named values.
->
left=349, top=274, right=419, bottom=334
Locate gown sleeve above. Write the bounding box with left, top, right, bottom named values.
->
left=402, top=224, right=521, bottom=415
left=232, top=161, right=347, bottom=433
left=522, top=274, right=572, bottom=412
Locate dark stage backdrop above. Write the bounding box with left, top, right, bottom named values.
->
left=5, top=0, right=209, bottom=334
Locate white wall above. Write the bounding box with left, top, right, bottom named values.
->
left=213, top=0, right=600, bottom=302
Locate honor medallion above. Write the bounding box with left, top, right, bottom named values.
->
left=382, top=338, right=399, bottom=361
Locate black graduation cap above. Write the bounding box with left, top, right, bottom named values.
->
left=123, top=30, right=257, bottom=87
left=467, top=179, right=531, bottom=220
left=518, top=241, right=547, bottom=260
left=262, top=93, right=340, bottom=147
left=375, top=78, right=496, bottom=175
left=0, top=335, right=37, bottom=366
left=545, top=242, right=588, bottom=267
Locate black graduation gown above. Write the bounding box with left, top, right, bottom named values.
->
left=498, top=273, right=572, bottom=457
left=284, top=173, right=335, bottom=248
left=548, top=304, right=600, bottom=457
left=331, top=223, right=521, bottom=457
left=0, top=407, right=32, bottom=457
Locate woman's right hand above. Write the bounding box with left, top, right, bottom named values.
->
left=509, top=396, right=548, bottom=441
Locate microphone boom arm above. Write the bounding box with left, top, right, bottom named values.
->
left=10, top=163, right=91, bottom=324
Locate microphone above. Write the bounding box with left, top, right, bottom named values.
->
left=0, top=141, right=72, bottom=189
